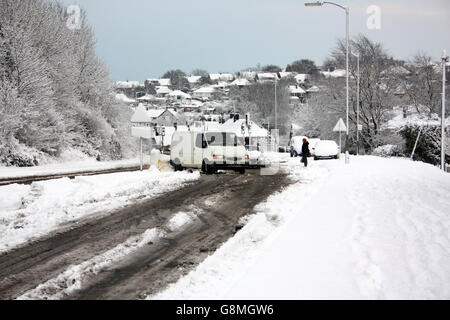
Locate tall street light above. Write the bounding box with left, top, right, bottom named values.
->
left=352, top=52, right=360, bottom=155
left=442, top=50, right=449, bottom=171
left=305, top=1, right=350, bottom=164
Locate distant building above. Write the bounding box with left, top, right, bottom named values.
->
left=231, top=78, right=251, bottom=88
left=193, top=86, right=216, bottom=99
left=209, top=73, right=235, bottom=82
left=256, top=73, right=278, bottom=83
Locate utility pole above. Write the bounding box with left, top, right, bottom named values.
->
left=442, top=50, right=449, bottom=171
left=352, top=52, right=360, bottom=155
left=275, top=76, right=278, bottom=152
left=305, top=1, right=350, bottom=164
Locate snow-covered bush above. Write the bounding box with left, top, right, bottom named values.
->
left=399, top=124, right=449, bottom=165
left=372, top=145, right=401, bottom=157
left=0, top=0, right=137, bottom=166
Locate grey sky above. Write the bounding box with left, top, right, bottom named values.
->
left=59, top=0, right=450, bottom=81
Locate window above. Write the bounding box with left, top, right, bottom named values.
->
left=195, top=134, right=204, bottom=148
left=205, top=132, right=241, bottom=146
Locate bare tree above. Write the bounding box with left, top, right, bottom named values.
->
left=406, top=52, right=441, bottom=116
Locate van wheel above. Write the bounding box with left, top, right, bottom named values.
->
left=173, top=159, right=182, bottom=171
left=202, top=161, right=214, bottom=175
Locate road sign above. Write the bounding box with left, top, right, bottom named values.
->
left=358, top=124, right=363, bottom=131
left=333, top=118, right=347, bottom=132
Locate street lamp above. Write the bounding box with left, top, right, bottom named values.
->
left=442, top=50, right=449, bottom=172
left=351, top=52, right=360, bottom=155
left=305, top=1, right=350, bottom=164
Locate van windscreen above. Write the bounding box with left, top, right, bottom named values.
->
left=206, top=132, right=240, bottom=146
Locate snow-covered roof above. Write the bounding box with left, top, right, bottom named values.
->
left=214, top=81, right=231, bottom=89
left=289, top=85, right=306, bottom=94
left=295, top=74, right=308, bottom=83
left=384, top=106, right=450, bottom=130
left=131, top=104, right=152, bottom=123
left=381, top=66, right=411, bottom=77
left=156, top=86, right=172, bottom=94
left=222, top=119, right=268, bottom=137
left=115, top=93, right=136, bottom=103
left=195, top=86, right=216, bottom=94
left=306, top=86, right=320, bottom=93
left=209, top=73, right=235, bottom=82
left=257, top=73, right=278, bottom=80
left=136, top=94, right=155, bottom=101
left=187, top=76, right=202, bottom=84
left=321, top=69, right=347, bottom=78
left=239, top=71, right=257, bottom=80
left=168, top=90, right=192, bottom=99
left=147, top=109, right=178, bottom=119
left=115, top=81, right=141, bottom=89
left=231, top=78, right=251, bottom=86
left=279, top=71, right=293, bottom=78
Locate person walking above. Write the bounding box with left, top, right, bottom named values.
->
left=301, top=138, right=310, bottom=167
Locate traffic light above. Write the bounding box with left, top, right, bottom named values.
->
left=241, top=123, right=246, bottom=135
left=161, top=126, right=166, bottom=137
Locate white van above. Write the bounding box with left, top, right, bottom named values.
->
left=170, top=131, right=249, bottom=174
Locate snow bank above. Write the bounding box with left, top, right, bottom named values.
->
left=0, top=157, right=148, bottom=180
left=0, top=169, right=199, bottom=253
left=151, top=155, right=450, bottom=300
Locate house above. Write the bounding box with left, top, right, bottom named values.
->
left=306, top=86, right=320, bottom=93
left=231, top=78, right=251, bottom=88
left=168, top=90, right=192, bottom=101
left=278, top=71, right=294, bottom=79
left=209, top=73, right=235, bottom=82
left=115, top=81, right=142, bottom=89
left=115, top=81, right=144, bottom=97
left=321, top=69, right=347, bottom=78
left=158, top=78, right=172, bottom=87
left=186, top=76, right=202, bottom=85
left=256, top=73, right=278, bottom=83
left=238, top=71, right=257, bottom=81
left=148, top=108, right=179, bottom=127
left=156, top=86, right=172, bottom=97
left=193, top=86, right=216, bottom=99
left=294, top=74, right=308, bottom=84
left=289, top=85, right=306, bottom=103
left=214, top=81, right=231, bottom=90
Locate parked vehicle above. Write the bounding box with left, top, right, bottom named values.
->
left=246, top=146, right=266, bottom=169
left=290, top=136, right=309, bottom=157
left=308, top=138, right=321, bottom=156
left=314, top=140, right=340, bottom=160
left=170, top=131, right=249, bottom=174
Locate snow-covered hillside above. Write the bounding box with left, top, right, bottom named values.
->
left=152, top=155, right=450, bottom=300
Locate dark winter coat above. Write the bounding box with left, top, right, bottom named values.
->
left=302, top=141, right=310, bottom=156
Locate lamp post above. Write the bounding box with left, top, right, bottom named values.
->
left=275, top=76, right=278, bottom=152
left=442, top=50, right=449, bottom=171
left=305, top=1, right=350, bottom=164
left=352, top=52, right=360, bottom=155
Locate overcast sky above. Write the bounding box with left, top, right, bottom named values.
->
left=59, top=0, right=450, bottom=81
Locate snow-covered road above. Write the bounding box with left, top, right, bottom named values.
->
left=0, top=167, right=199, bottom=253
left=152, top=155, right=450, bottom=300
